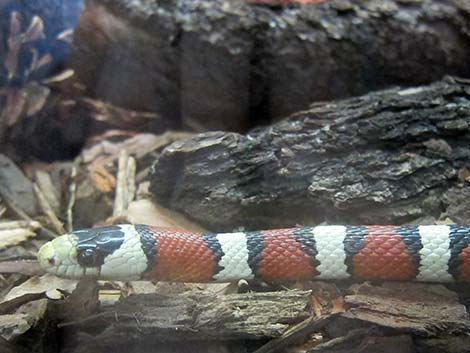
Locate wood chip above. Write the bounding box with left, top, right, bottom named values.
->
left=90, top=165, right=116, bottom=193
left=66, top=165, right=77, bottom=232
left=341, top=282, right=470, bottom=335
left=0, top=229, right=36, bottom=249
left=0, top=220, right=40, bottom=230
left=113, top=150, right=135, bottom=217
left=34, top=170, right=61, bottom=214
left=33, top=183, right=65, bottom=234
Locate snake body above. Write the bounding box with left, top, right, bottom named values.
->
left=37, top=224, right=470, bottom=283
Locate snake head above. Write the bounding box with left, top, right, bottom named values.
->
left=37, top=232, right=91, bottom=278
left=37, top=225, right=148, bottom=280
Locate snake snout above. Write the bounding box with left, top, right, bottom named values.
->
left=38, top=241, right=57, bottom=272
left=37, top=234, right=82, bottom=278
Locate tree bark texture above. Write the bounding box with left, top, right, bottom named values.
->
left=56, top=282, right=470, bottom=353
left=149, top=77, right=470, bottom=231
left=70, top=0, right=470, bottom=132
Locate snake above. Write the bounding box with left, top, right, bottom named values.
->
left=37, top=224, right=470, bottom=283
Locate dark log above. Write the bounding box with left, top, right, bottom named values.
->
left=60, top=290, right=313, bottom=343
left=53, top=282, right=470, bottom=352
left=70, top=0, right=470, bottom=132
left=340, top=282, right=470, bottom=335
left=0, top=336, right=29, bottom=353
left=149, top=77, right=470, bottom=230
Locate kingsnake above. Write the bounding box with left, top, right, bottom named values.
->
left=37, top=224, right=470, bottom=282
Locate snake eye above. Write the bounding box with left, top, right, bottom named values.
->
left=77, top=248, right=100, bottom=267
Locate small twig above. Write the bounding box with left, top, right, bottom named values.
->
left=126, top=156, right=136, bottom=205
left=34, top=170, right=60, bottom=214
left=0, top=220, right=40, bottom=230
left=33, top=183, right=65, bottom=234
left=66, top=165, right=77, bottom=232
left=0, top=292, right=46, bottom=315
left=253, top=315, right=334, bottom=353
left=0, top=198, right=6, bottom=218
left=113, top=150, right=129, bottom=217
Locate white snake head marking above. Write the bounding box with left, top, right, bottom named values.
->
left=37, top=225, right=148, bottom=280
left=37, top=232, right=91, bottom=278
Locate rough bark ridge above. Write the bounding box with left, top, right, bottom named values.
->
left=71, top=0, right=470, bottom=132
left=55, top=282, right=470, bottom=353
left=149, top=77, right=470, bottom=231
left=61, top=290, right=312, bottom=342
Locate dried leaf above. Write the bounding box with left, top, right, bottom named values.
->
left=36, top=53, right=53, bottom=70
left=458, top=167, right=470, bottom=183
left=29, top=50, right=52, bottom=73
left=5, top=11, right=21, bottom=80
left=5, top=89, right=27, bottom=126
left=23, top=16, right=44, bottom=43
left=8, top=12, right=21, bottom=41
left=28, top=47, right=38, bottom=73
left=4, top=46, right=19, bottom=80
left=42, top=68, right=74, bottom=83
left=5, top=13, right=22, bottom=80
left=3, top=274, right=77, bottom=301
left=5, top=12, right=25, bottom=80
left=24, top=82, right=50, bottom=116
left=57, top=28, right=74, bottom=43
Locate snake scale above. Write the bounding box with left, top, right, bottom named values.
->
left=37, top=224, right=470, bottom=283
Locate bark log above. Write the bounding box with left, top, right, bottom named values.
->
left=54, top=282, right=470, bottom=353
left=60, top=290, right=313, bottom=343
left=149, top=76, right=470, bottom=230
left=70, top=0, right=470, bottom=132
